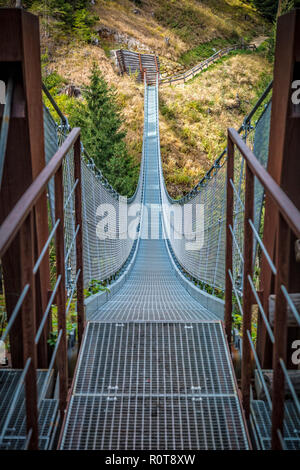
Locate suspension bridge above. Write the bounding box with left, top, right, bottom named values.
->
left=0, top=8, right=299, bottom=451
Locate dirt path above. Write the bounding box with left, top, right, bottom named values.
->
left=252, top=35, right=268, bottom=47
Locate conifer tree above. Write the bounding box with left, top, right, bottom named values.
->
left=70, top=64, right=138, bottom=196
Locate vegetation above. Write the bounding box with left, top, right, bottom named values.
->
left=1, top=0, right=274, bottom=198
left=159, top=50, right=273, bottom=197
left=249, top=0, right=300, bottom=21
left=68, top=64, right=139, bottom=196
left=24, top=0, right=98, bottom=42
left=154, top=0, right=264, bottom=46
left=43, top=64, right=139, bottom=197
left=179, top=37, right=238, bottom=67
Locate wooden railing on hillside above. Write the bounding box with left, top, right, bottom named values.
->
left=116, top=49, right=160, bottom=85
left=160, top=43, right=256, bottom=85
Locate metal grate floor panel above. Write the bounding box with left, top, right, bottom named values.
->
left=61, top=321, right=249, bottom=450
left=0, top=437, right=49, bottom=450
left=0, top=369, right=49, bottom=430
left=0, top=370, right=58, bottom=450
left=5, top=399, right=59, bottom=439
left=74, top=322, right=235, bottom=396
left=250, top=400, right=300, bottom=450
left=89, top=241, right=217, bottom=323
left=61, top=394, right=248, bottom=450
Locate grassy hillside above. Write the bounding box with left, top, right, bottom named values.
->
left=92, top=1, right=267, bottom=57
left=159, top=50, right=272, bottom=197
left=4, top=0, right=272, bottom=197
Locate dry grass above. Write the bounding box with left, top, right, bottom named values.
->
left=159, top=53, right=272, bottom=196
left=47, top=42, right=144, bottom=164
left=43, top=0, right=271, bottom=197
left=47, top=43, right=272, bottom=197
left=92, top=0, right=267, bottom=61
left=92, top=0, right=186, bottom=60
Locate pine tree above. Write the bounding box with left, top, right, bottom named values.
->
left=252, top=0, right=279, bottom=21
left=251, top=0, right=300, bottom=21
left=70, top=64, right=138, bottom=196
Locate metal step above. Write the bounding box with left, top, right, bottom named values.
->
left=0, top=369, right=58, bottom=450
left=61, top=394, right=248, bottom=450
left=60, top=322, right=249, bottom=450
left=250, top=400, right=300, bottom=450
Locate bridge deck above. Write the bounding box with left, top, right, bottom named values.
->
left=60, top=322, right=249, bottom=450
left=60, top=85, right=250, bottom=449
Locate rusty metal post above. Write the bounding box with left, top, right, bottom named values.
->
left=271, top=215, right=290, bottom=449
left=241, top=163, right=254, bottom=419
left=138, top=53, right=143, bottom=82
left=0, top=9, right=50, bottom=367
left=225, top=132, right=234, bottom=343
left=154, top=55, right=159, bottom=73
left=20, top=212, right=39, bottom=450
left=54, top=164, right=68, bottom=416
left=74, top=137, right=85, bottom=347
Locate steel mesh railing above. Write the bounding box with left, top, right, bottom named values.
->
left=43, top=89, right=145, bottom=288
left=43, top=78, right=271, bottom=294
left=159, top=81, right=272, bottom=295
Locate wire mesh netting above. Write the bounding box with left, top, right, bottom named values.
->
left=43, top=80, right=271, bottom=298
left=160, top=94, right=272, bottom=294
left=43, top=102, right=144, bottom=288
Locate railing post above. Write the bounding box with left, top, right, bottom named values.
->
left=138, top=53, right=143, bottom=82
left=54, top=164, right=68, bottom=416
left=0, top=8, right=51, bottom=368
left=74, top=137, right=85, bottom=347
left=225, top=132, right=234, bottom=343
left=258, top=9, right=300, bottom=368
left=20, top=211, right=39, bottom=450
left=241, top=163, right=254, bottom=419
left=154, top=55, right=159, bottom=73
left=271, top=215, right=289, bottom=449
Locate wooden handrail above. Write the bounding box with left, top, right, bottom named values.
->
left=0, top=128, right=80, bottom=257
left=161, top=44, right=256, bottom=85
left=228, top=128, right=300, bottom=239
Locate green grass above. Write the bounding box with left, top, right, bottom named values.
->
left=184, top=47, right=259, bottom=84
left=179, top=37, right=238, bottom=66
left=154, top=0, right=265, bottom=49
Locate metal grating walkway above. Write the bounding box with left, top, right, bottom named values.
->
left=73, top=323, right=236, bottom=396
left=0, top=370, right=58, bottom=450
left=88, top=85, right=216, bottom=324
left=251, top=400, right=300, bottom=450
left=61, top=395, right=248, bottom=450
left=60, top=84, right=250, bottom=450
left=61, top=323, right=248, bottom=450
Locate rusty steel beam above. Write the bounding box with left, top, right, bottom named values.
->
left=74, top=136, right=85, bottom=347
left=0, top=9, right=49, bottom=367
left=20, top=212, right=39, bottom=450
left=241, top=163, right=254, bottom=419
left=271, top=216, right=290, bottom=449
left=224, top=132, right=234, bottom=343
left=54, top=165, right=68, bottom=416
left=258, top=9, right=300, bottom=368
